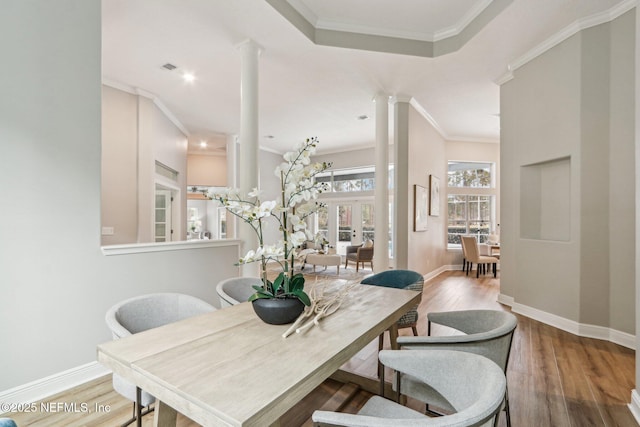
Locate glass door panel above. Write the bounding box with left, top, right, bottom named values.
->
left=337, top=204, right=352, bottom=255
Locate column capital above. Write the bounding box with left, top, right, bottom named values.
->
left=372, top=92, right=390, bottom=103
left=236, top=39, right=264, bottom=56
left=390, top=94, right=413, bottom=104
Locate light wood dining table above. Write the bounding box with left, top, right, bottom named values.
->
left=97, top=282, right=421, bottom=427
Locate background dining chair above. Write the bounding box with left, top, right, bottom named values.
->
left=312, top=349, right=506, bottom=427
left=397, top=309, right=518, bottom=427
left=216, top=276, right=262, bottom=307
left=105, top=293, right=216, bottom=427
left=361, top=269, right=424, bottom=383
left=344, top=241, right=374, bottom=271
left=461, top=236, right=499, bottom=278
left=460, top=234, right=469, bottom=272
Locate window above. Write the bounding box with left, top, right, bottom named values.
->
left=448, top=161, right=492, bottom=188
left=316, top=167, right=376, bottom=193
left=448, top=195, right=493, bottom=244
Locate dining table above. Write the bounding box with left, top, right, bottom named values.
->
left=97, top=282, right=421, bottom=427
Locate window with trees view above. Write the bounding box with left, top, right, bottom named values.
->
left=448, top=195, right=492, bottom=244
left=448, top=161, right=492, bottom=188
left=447, top=161, right=495, bottom=246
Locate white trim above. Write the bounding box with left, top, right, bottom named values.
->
left=0, top=362, right=109, bottom=405
left=499, top=296, right=636, bottom=349
left=409, top=98, right=449, bottom=140
left=629, top=390, right=640, bottom=426
left=423, top=265, right=449, bottom=283
left=102, top=79, right=190, bottom=137
left=291, top=0, right=493, bottom=43
left=497, top=293, right=514, bottom=307
left=101, top=239, right=241, bottom=256
left=496, top=0, right=637, bottom=84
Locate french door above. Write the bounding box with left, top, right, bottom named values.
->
left=319, top=200, right=374, bottom=255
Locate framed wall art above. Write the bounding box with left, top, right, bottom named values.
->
left=414, top=184, right=428, bottom=231
left=429, top=174, right=440, bottom=216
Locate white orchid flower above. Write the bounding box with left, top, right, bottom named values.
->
left=289, top=231, right=307, bottom=247
left=258, top=200, right=276, bottom=218
left=248, top=188, right=262, bottom=198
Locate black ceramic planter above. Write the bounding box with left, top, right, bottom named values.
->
left=252, top=298, right=305, bottom=325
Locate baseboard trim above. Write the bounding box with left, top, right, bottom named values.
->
left=629, top=390, right=640, bottom=426
left=499, top=294, right=635, bottom=350
left=0, top=362, right=110, bottom=405
left=423, top=265, right=449, bottom=282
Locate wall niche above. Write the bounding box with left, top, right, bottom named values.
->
left=520, top=156, right=571, bottom=241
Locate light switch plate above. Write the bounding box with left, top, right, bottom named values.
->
left=102, top=226, right=115, bottom=236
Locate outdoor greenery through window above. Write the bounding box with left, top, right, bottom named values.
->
left=448, top=195, right=492, bottom=244
left=316, top=167, right=375, bottom=193
left=448, top=161, right=492, bottom=188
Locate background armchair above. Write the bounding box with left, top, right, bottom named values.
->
left=312, top=349, right=506, bottom=427
left=397, top=309, right=517, bottom=426
left=344, top=241, right=374, bottom=272
left=105, top=293, right=216, bottom=426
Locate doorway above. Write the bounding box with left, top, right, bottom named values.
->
left=319, top=200, right=374, bottom=255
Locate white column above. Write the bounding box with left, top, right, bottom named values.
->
left=373, top=93, right=390, bottom=272
left=237, top=39, right=261, bottom=277
left=225, top=134, right=237, bottom=239
left=631, top=6, right=640, bottom=423
left=391, top=95, right=411, bottom=270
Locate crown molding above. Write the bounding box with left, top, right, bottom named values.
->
left=495, top=0, right=637, bottom=85
left=287, top=0, right=494, bottom=43
left=266, top=0, right=513, bottom=58
left=102, top=79, right=190, bottom=137
left=409, top=98, right=449, bottom=141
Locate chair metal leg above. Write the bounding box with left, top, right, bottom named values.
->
left=120, top=388, right=155, bottom=427
left=427, top=320, right=431, bottom=336
left=136, top=387, right=142, bottom=427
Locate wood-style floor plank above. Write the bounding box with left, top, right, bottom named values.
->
left=2, top=270, right=635, bottom=426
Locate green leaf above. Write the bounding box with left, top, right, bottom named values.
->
left=272, top=273, right=285, bottom=295
left=248, top=292, right=273, bottom=302
left=293, top=290, right=311, bottom=306
left=290, top=274, right=305, bottom=292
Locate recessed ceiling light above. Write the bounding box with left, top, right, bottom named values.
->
left=264, top=135, right=275, bottom=139
left=162, top=63, right=177, bottom=71
left=199, top=141, right=207, bottom=148
left=183, top=72, right=195, bottom=83
left=357, top=115, right=369, bottom=121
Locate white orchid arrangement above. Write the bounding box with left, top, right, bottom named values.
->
left=210, top=137, right=332, bottom=306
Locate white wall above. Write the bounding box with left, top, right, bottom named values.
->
left=0, top=0, right=240, bottom=392
left=500, top=10, right=635, bottom=333
left=102, top=85, right=190, bottom=244
left=187, top=154, right=227, bottom=186
left=406, top=106, right=447, bottom=275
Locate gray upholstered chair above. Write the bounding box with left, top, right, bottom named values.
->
left=216, top=277, right=262, bottom=307
left=312, top=349, right=506, bottom=427
left=361, top=269, right=424, bottom=339
left=345, top=242, right=374, bottom=272
left=397, top=309, right=517, bottom=427
left=461, top=236, right=498, bottom=278
left=361, top=269, right=424, bottom=384
left=105, top=293, right=216, bottom=427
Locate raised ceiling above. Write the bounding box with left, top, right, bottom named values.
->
left=101, top=0, right=631, bottom=155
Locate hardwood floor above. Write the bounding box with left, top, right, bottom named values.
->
left=3, top=270, right=636, bottom=426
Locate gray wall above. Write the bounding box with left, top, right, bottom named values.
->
left=0, top=0, right=239, bottom=391
left=500, top=10, right=635, bottom=333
